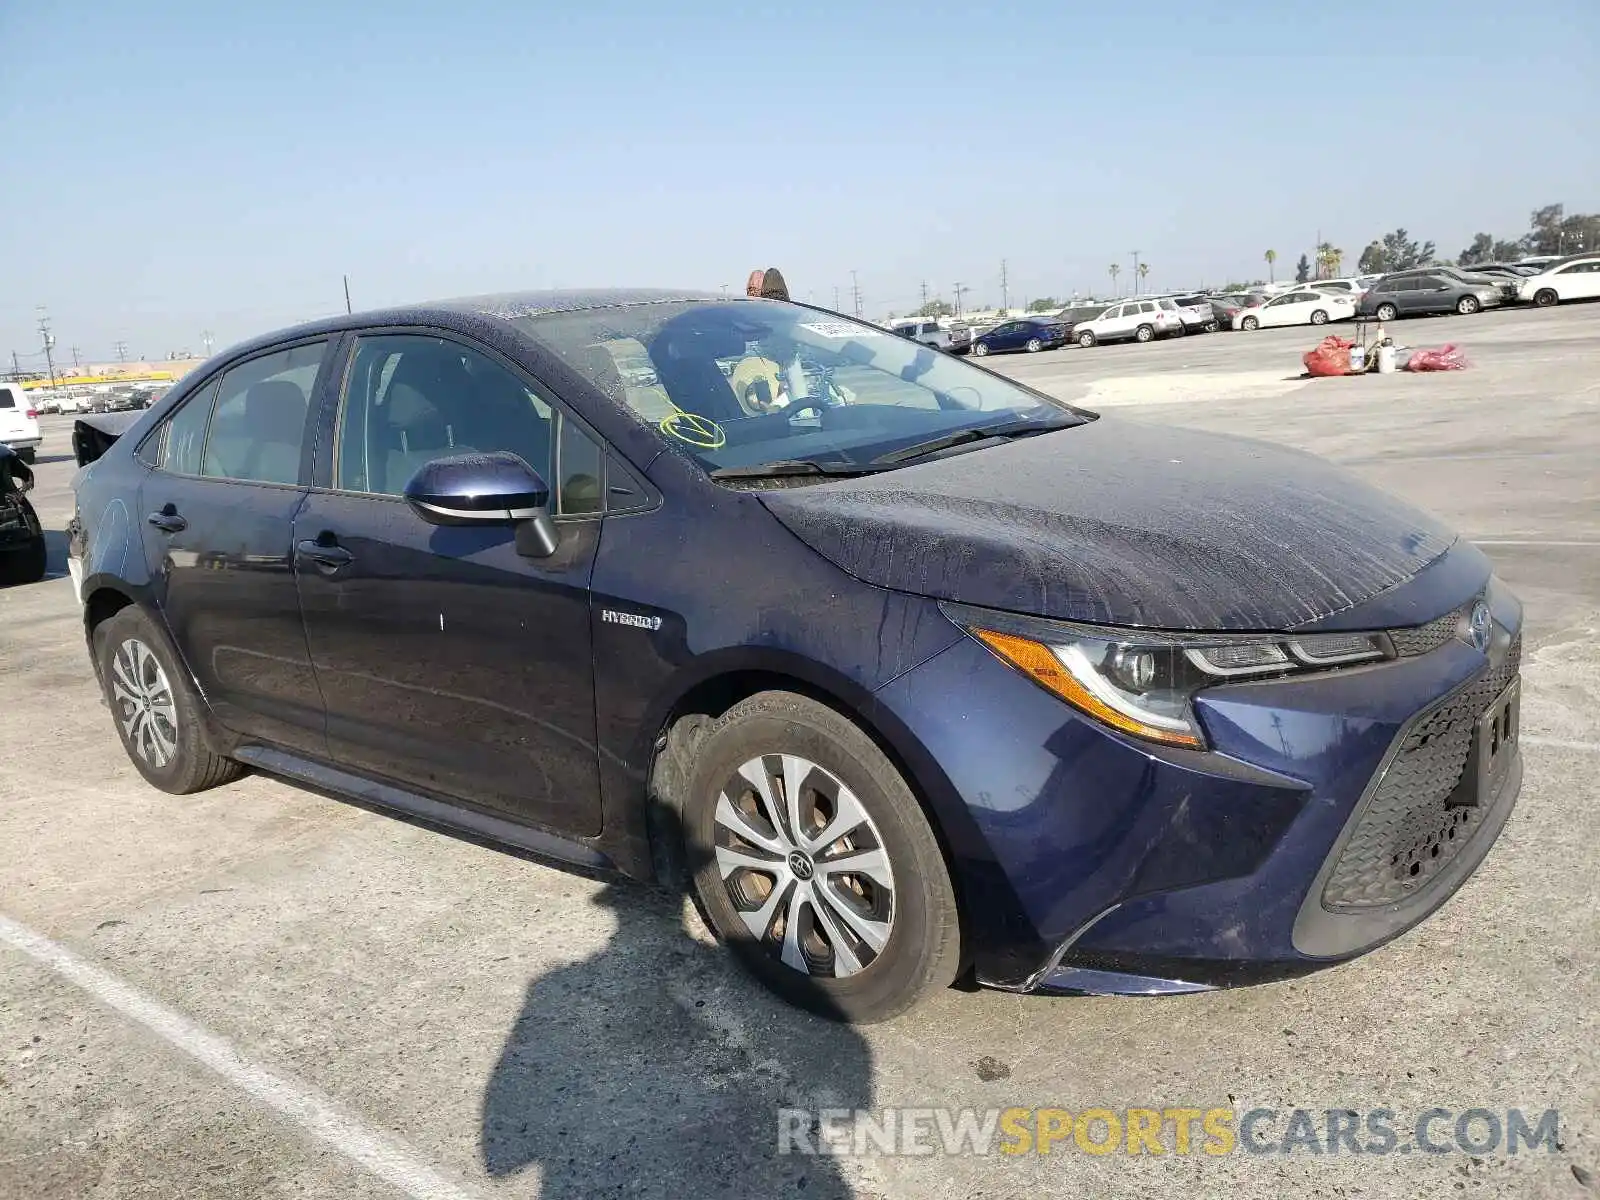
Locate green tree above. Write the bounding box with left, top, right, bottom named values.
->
left=1315, top=242, right=1344, bottom=279
left=1492, top=239, right=1525, bottom=261
left=914, top=299, right=953, bottom=318
left=1358, top=241, right=1386, bottom=274
left=1458, top=232, right=1495, bottom=266
left=1026, top=297, right=1059, bottom=312
left=1294, top=254, right=1311, bottom=284
left=1108, top=263, right=1121, bottom=295
left=1264, top=249, right=1277, bottom=283
left=1138, top=262, right=1150, bottom=292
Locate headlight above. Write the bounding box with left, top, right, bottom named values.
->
left=947, top=605, right=1390, bottom=750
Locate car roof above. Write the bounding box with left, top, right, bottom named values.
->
left=209, top=288, right=722, bottom=365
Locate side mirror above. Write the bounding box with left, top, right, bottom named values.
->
left=403, top=452, right=559, bottom=557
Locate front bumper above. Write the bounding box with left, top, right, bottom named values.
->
left=875, top=580, right=1523, bottom=994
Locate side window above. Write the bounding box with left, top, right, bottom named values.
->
left=0, top=387, right=16, bottom=409
left=201, top=342, right=327, bottom=485
left=557, top=415, right=604, bottom=516
left=159, top=379, right=218, bottom=475
left=335, top=334, right=554, bottom=498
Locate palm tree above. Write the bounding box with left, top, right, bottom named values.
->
left=1315, top=242, right=1344, bottom=279
left=1137, top=262, right=1150, bottom=293
left=1108, top=263, right=1121, bottom=296
left=1264, top=249, right=1277, bottom=283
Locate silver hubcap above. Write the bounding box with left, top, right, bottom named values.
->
left=110, top=638, right=178, bottom=768
left=713, top=755, right=895, bottom=978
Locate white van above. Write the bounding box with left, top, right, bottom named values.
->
left=0, top=383, right=42, bottom=462
left=889, top=319, right=955, bottom=352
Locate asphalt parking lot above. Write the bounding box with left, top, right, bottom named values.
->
left=2, top=304, right=1596, bottom=1199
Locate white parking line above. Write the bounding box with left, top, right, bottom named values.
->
left=0, top=913, right=482, bottom=1200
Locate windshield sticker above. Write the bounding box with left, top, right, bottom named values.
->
left=659, top=410, right=726, bottom=450
left=799, top=321, right=881, bottom=339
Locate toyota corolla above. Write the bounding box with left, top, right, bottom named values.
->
left=67, top=290, right=1523, bottom=1022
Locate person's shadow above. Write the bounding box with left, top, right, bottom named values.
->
left=480, top=829, right=875, bottom=1198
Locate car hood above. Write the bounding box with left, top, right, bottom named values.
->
left=757, top=418, right=1459, bottom=631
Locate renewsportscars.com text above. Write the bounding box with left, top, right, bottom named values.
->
left=778, top=1106, right=1562, bottom=1158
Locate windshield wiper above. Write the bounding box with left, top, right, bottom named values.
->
left=709, top=459, right=884, bottom=480
left=869, top=419, right=1068, bottom=468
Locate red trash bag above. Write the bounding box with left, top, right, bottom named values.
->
left=1303, top=335, right=1355, bottom=377
left=1404, top=344, right=1470, bottom=371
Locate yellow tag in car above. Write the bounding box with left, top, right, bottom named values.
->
left=659, top=411, right=726, bottom=450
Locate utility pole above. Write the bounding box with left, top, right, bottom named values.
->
left=1130, top=251, right=1141, bottom=296
left=1000, top=259, right=1009, bottom=313
left=202, top=330, right=215, bottom=356
left=850, top=270, right=862, bottom=318
left=833, top=286, right=841, bottom=311
left=114, top=340, right=129, bottom=364
left=37, top=311, right=57, bottom=388
left=71, top=346, right=83, bottom=371
left=9, top=351, right=19, bottom=380
left=920, top=281, right=929, bottom=312
left=953, top=282, right=967, bottom=316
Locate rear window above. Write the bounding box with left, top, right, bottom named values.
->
left=0, top=388, right=16, bottom=408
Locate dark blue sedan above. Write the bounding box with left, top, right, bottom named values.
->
left=969, top=315, right=1070, bottom=356
left=67, top=289, right=1523, bottom=1022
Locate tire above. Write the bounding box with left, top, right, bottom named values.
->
left=1240, top=316, right=1259, bottom=331
left=683, top=691, right=962, bottom=1023
left=1310, top=309, right=1329, bottom=325
left=0, top=537, right=46, bottom=585
left=1204, top=320, right=1219, bottom=333
left=93, top=606, right=244, bottom=795
left=1135, top=324, right=1154, bottom=343
left=1534, top=289, right=1558, bottom=308
left=1025, top=337, right=1042, bottom=353
left=1456, top=295, right=1480, bottom=316
left=972, top=341, right=989, bottom=356
left=1375, top=303, right=1398, bottom=321
left=1171, top=322, right=1187, bottom=337
left=1077, top=330, right=1096, bottom=348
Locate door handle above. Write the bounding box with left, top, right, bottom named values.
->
left=295, top=538, right=354, bottom=568
left=147, top=505, right=187, bottom=533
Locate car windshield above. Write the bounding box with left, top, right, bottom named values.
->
left=523, top=299, right=1091, bottom=475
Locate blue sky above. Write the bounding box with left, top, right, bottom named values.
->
left=2, top=0, right=1596, bottom=363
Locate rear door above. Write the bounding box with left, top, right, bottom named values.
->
left=1555, top=260, right=1600, bottom=299
left=294, top=330, right=604, bottom=836
left=136, top=338, right=334, bottom=755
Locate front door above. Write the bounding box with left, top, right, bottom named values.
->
left=294, top=332, right=603, bottom=836
left=137, top=340, right=333, bottom=755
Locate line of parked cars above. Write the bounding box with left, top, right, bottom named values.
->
left=890, top=251, right=1598, bottom=356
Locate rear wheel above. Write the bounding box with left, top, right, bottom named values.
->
left=1077, top=330, right=1096, bottom=348
left=684, top=692, right=962, bottom=1023
left=1240, top=316, right=1259, bottom=331
left=1135, top=324, right=1155, bottom=343
left=1204, top=319, right=1219, bottom=333
left=1456, top=295, right=1480, bottom=315
left=1533, top=289, right=1558, bottom=308
left=93, top=607, right=244, bottom=795
left=1376, top=302, right=1398, bottom=321
left=1310, top=309, right=1329, bottom=325
left=1025, top=337, right=1042, bottom=353
left=972, top=341, right=989, bottom=356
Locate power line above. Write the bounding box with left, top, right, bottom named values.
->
left=37, top=310, right=57, bottom=388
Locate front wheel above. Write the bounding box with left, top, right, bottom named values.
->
left=1204, top=319, right=1219, bottom=333
left=1534, top=289, right=1558, bottom=308
left=1171, top=322, right=1187, bottom=337
left=684, top=692, right=962, bottom=1023
left=1025, top=337, right=1042, bottom=353
left=1310, top=309, right=1329, bottom=325
left=93, top=606, right=244, bottom=794
left=1375, top=303, right=1398, bottom=321
left=1077, top=330, right=1096, bottom=348
left=972, top=341, right=989, bottom=356
left=1135, top=324, right=1154, bottom=343
left=1240, top=316, right=1259, bottom=331
left=1456, top=295, right=1480, bottom=315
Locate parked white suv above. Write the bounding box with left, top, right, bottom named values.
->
left=1073, top=299, right=1179, bottom=346
left=890, top=319, right=955, bottom=352
left=0, top=384, right=42, bottom=462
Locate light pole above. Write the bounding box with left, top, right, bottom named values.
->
left=1130, top=251, right=1141, bottom=296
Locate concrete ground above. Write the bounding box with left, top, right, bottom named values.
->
left=2, top=303, right=1596, bottom=1199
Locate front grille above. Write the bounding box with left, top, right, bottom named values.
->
left=1387, top=606, right=1466, bottom=657
left=1322, top=633, right=1520, bottom=908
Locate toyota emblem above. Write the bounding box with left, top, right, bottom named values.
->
left=1467, top=600, right=1492, bottom=653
